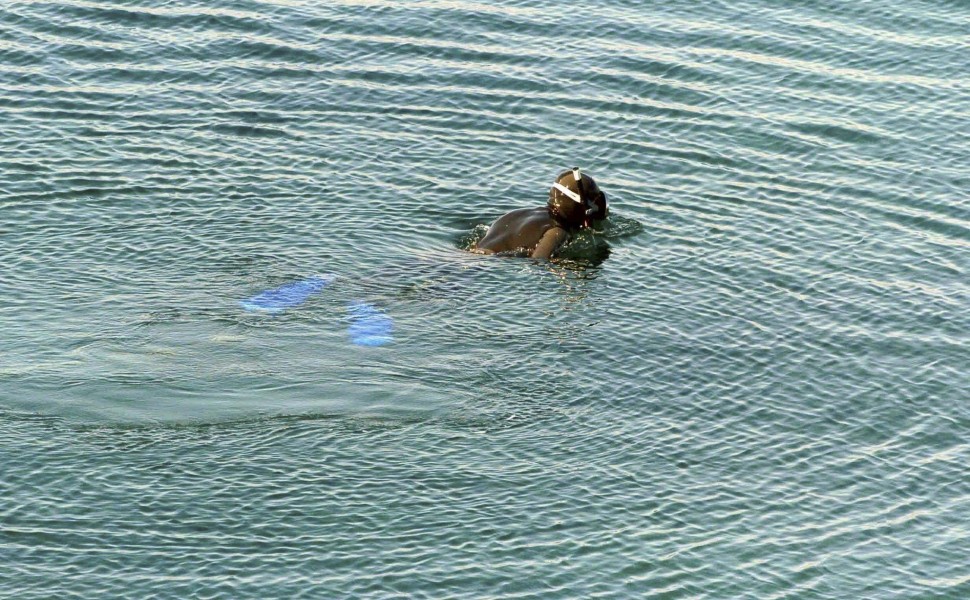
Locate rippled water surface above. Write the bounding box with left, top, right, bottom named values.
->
left=2, top=0, right=969, bottom=597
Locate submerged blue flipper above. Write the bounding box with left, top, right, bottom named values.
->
left=240, top=274, right=336, bottom=313
left=347, top=301, right=393, bottom=346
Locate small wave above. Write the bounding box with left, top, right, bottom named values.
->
left=206, top=123, right=292, bottom=138
left=787, top=121, right=890, bottom=145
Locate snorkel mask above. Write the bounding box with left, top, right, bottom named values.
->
left=549, top=167, right=608, bottom=228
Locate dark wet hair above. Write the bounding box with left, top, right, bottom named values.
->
left=548, top=168, right=608, bottom=228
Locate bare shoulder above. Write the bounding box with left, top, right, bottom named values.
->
left=475, top=207, right=555, bottom=254
left=490, top=207, right=544, bottom=227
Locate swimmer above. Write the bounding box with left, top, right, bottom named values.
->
left=472, top=168, right=609, bottom=259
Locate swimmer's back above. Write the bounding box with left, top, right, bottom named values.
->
left=473, top=207, right=567, bottom=257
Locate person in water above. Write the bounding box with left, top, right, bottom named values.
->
left=473, top=168, right=608, bottom=259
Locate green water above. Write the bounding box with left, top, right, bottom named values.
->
left=2, top=0, right=968, bottom=597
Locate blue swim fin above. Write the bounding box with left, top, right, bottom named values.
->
left=347, top=301, right=393, bottom=346
left=240, top=274, right=336, bottom=313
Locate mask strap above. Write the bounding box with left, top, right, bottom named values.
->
left=552, top=182, right=582, bottom=204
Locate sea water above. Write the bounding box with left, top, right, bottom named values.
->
left=1, top=0, right=968, bottom=597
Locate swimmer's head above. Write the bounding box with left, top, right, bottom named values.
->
left=548, top=167, right=608, bottom=229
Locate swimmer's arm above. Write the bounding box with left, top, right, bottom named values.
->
left=531, top=227, right=568, bottom=259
